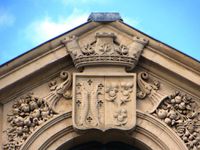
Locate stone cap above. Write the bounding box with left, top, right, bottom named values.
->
left=88, top=12, right=123, bottom=22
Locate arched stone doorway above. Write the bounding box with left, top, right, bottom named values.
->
left=20, top=111, right=187, bottom=150
left=67, top=141, right=143, bottom=150
left=56, top=131, right=152, bottom=150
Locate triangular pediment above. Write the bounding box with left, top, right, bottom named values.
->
left=0, top=20, right=199, bottom=102
left=0, top=13, right=200, bottom=150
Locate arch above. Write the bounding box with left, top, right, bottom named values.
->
left=20, top=111, right=187, bottom=150
left=68, top=141, right=143, bottom=150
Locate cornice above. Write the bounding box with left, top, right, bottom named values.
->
left=111, top=21, right=200, bottom=73
left=0, top=21, right=100, bottom=77
left=108, top=22, right=200, bottom=87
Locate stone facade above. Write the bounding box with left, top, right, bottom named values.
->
left=0, top=13, right=199, bottom=150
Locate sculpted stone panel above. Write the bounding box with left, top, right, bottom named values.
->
left=73, top=73, right=136, bottom=131
left=137, top=72, right=168, bottom=113
left=3, top=71, right=72, bottom=150
left=62, top=32, right=148, bottom=71
left=3, top=28, right=198, bottom=150
left=63, top=31, right=148, bottom=132
left=3, top=93, right=55, bottom=150
left=45, top=71, right=72, bottom=113
left=153, top=91, right=200, bottom=150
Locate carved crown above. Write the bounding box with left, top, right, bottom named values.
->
left=63, top=32, right=148, bottom=70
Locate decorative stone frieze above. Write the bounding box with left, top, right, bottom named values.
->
left=153, top=91, right=200, bottom=150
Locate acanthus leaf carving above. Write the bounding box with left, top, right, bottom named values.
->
left=45, top=71, right=72, bottom=113
left=137, top=72, right=168, bottom=113
left=153, top=91, right=200, bottom=150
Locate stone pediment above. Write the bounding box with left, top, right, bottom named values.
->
left=0, top=13, right=200, bottom=150
left=0, top=19, right=199, bottom=102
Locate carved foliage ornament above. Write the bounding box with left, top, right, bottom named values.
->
left=137, top=72, right=168, bottom=113
left=3, top=93, right=55, bottom=150
left=62, top=32, right=148, bottom=70
left=45, top=71, right=72, bottom=113
left=153, top=91, right=200, bottom=150
left=3, top=71, right=72, bottom=150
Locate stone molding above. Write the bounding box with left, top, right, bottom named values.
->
left=1, top=16, right=199, bottom=150
left=18, top=111, right=187, bottom=150
left=20, top=112, right=72, bottom=150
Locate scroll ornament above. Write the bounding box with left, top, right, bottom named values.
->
left=45, top=71, right=72, bottom=113
left=153, top=91, right=200, bottom=150
left=3, top=71, right=72, bottom=150
left=137, top=72, right=168, bottom=113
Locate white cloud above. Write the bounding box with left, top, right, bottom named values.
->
left=61, top=0, right=107, bottom=5
left=25, top=10, right=89, bottom=45
left=0, top=10, right=15, bottom=27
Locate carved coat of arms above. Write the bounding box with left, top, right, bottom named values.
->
left=73, top=73, right=136, bottom=131
left=63, top=32, right=148, bottom=131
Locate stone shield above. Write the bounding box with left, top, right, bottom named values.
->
left=72, top=73, right=136, bottom=131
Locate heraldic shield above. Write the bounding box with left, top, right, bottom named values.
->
left=72, top=73, right=136, bottom=131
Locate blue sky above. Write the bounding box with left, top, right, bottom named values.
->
left=0, top=0, right=200, bottom=65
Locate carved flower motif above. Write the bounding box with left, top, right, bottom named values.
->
left=105, top=82, right=119, bottom=102
left=113, top=109, right=127, bottom=126
left=153, top=91, right=200, bottom=149
left=4, top=93, right=55, bottom=150
left=120, top=82, right=133, bottom=105
left=48, top=80, right=57, bottom=91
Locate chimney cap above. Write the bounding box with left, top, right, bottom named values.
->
left=88, top=12, right=123, bottom=22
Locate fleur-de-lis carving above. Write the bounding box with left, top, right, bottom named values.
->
left=99, top=44, right=112, bottom=54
